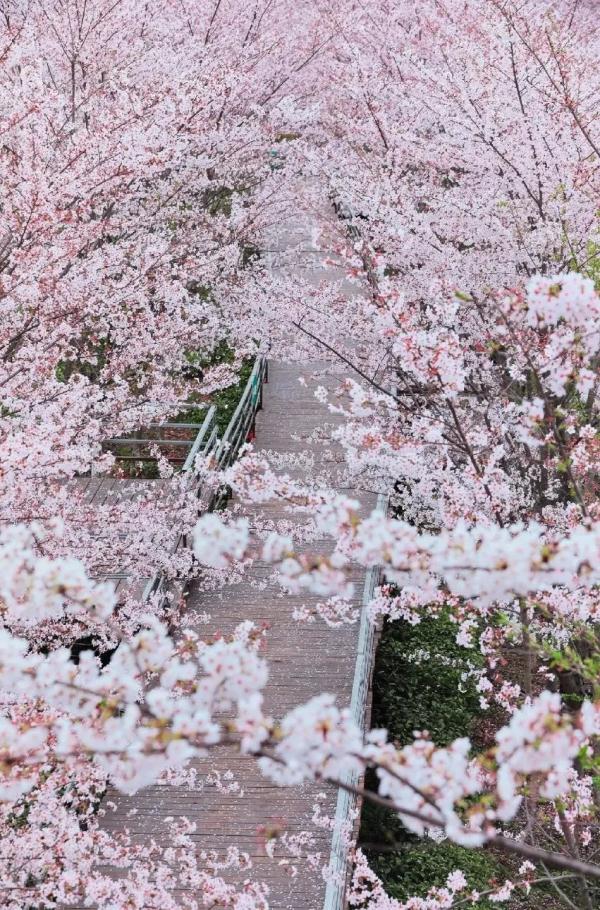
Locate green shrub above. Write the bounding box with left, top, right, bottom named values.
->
left=360, top=612, right=489, bottom=899
left=176, top=341, right=255, bottom=432
left=372, top=842, right=509, bottom=907
left=372, top=611, right=483, bottom=747
left=212, top=357, right=254, bottom=432
left=359, top=612, right=558, bottom=908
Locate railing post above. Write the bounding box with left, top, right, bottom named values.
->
left=258, top=358, right=267, bottom=409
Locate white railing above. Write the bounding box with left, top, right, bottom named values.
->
left=213, top=357, right=268, bottom=470
left=323, top=492, right=388, bottom=910
left=182, top=405, right=218, bottom=473
left=208, top=356, right=268, bottom=508
left=142, top=404, right=217, bottom=601
left=143, top=356, right=268, bottom=600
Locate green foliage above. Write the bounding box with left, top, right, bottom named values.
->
left=203, top=185, right=233, bottom=217
left=7, top=799, right=31, bottom=830
left=186, top=281, right=212, bottom=301
left=180, top=338, right=232, bottom=382
left=371, top=611, right=484, bottom=747
left=241, top=243, right=261, bottom=267
left=359, top=768, right=407, bottom=851
left=212, top=358, right=254, bottom=432
left=571, top=236, right=600, bottom=288
left=109, top=447, right=160, bottom=479
left=175, top=341, right=255, bottom=432
left=56, top=335, right=110, bottom=384
left=359, top=612, right=557, bottom=908
left=372, top=843, right=507, bottom=907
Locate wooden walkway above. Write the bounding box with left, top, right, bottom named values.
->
left=99, top=213, right=376, bottom=909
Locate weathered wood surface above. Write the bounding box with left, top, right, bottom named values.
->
left=97, top=209, right=375, bottom=909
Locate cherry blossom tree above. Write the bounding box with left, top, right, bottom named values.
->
left=4, top=0, right=600, bottom=906
left=227, top=0, right=600, bottom=902
left=0, top=0, right=340, bottom=645
left=0, top=0, right=329, bottom=902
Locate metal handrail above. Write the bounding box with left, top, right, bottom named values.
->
left=213, top=357, right=268, bottom=471
left=207, top=356, right=267, bottom=510
left=142, top=405, right=217, bottom=601
left=143, top=357, right=268, bottom=599
left=182, top=406, right=217, bottom=474
left=323, top=492, right=389, bottom=910
left=80, top=364, right=268, bottom=664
